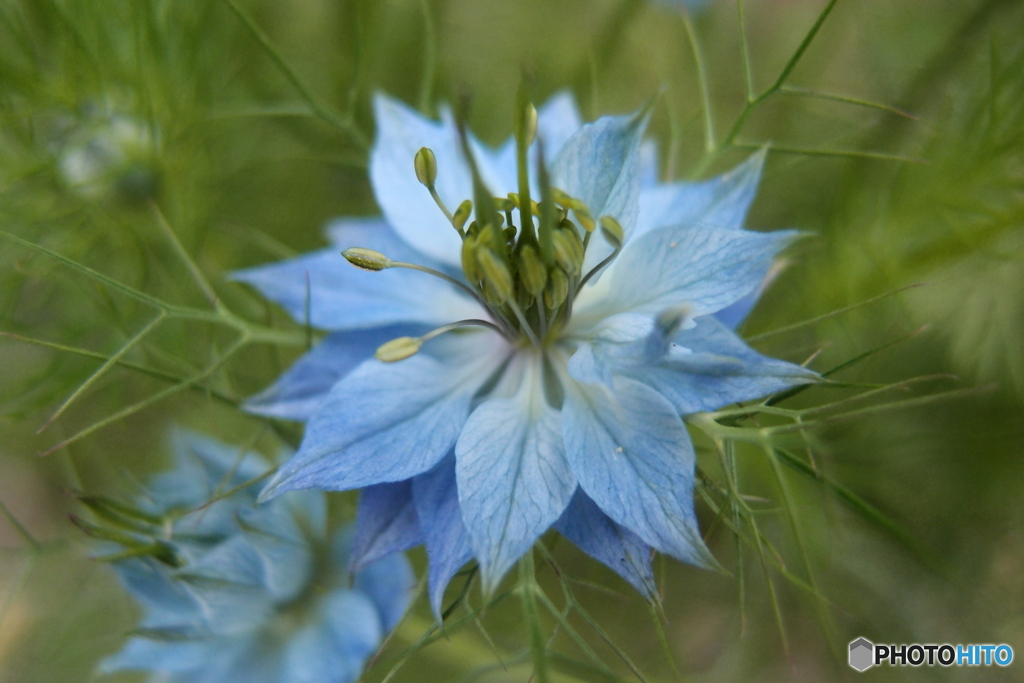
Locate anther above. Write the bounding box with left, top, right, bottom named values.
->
left=342, top=247, right=391, bottom=271
left=453, top=200, right=473, bottom=233
left=476, top=249, right=514, bottom=303
left=376, top=336, right=422, bottom=362
left=518, top=244, right=547, bottom=295
left=598, top=216, right=624, bottom=248
left=414, top=147, right=438, bottom=187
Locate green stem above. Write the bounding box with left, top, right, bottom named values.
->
left=519, top=552, right=550, bottom=683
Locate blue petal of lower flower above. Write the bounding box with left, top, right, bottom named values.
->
left=562, top=377, right=714, bottom=568
left=353, top=550, right=417, bottom=633
left=412, top=453, right=474, bottom=619
left=283, top=589, right=382, bottom=683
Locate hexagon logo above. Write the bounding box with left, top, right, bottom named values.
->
left=849, top=637, right=875, bottom=672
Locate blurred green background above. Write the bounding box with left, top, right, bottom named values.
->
left=1, top=0, right=1022, bottom=681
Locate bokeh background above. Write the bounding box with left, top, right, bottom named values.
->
left=1, top=0, right=1023, bottom=681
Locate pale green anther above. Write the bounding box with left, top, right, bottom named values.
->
left=453, top=199, right=473, bottom=232
left=503, top=225, right=517, bottom=241
left=507, top=192, right=540, bottom=217
left=551, top=188, right=573, bottom=209
left=477, top=248, right=514, bottom=303
left=518, top=244, right=547, bottom=295
left=461, top=233, right=481, bottom=284
left=494, top=197, right=516, bottom=212
left=599, top=215, right=624, bottom=248
left=342, top=247, right=391, bottom=271
left=523, top=103, right=538, bottom=146
left=551, top=228, right=583, bottom=274
left=544, top=267, right=569, bottom=309
left=414, top=147, right=438, bottom=187
left=571, top=201, right=596, bottom=232
left=375, top=336, right=422, bottom=363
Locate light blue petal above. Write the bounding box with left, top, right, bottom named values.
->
left=567, top=312, right=678, bottom=387
left=554, top=489, right=656, bottom=599
left=712, top=257, right=787, bottom=330
left=350, top=480, right=424, bottom=572
left=551, top=107, right=649, bottom=276
left=260, top=331, right=511, bottom=499
left=626, top=315, right=818, bottom=414
left=177, top=538, right=277, bottom=635
left=370, top=93, right=508, bottom=267
left=112, top=558, right=203, bottom=627
left=283, top=589, right=382, bottom=683
left=639, top=140, right=659, bottom=188
left=145, top=429, right=265, bottom=518
left=237, top=505, right=315, bottom=603
left=231, top=217, right=483, bottom=330
left=636, top=149, right=766, bottom=237
left=244, top=326, right=428, bottom=420
left=354, top=550, right=417, bottom=633
left=561, top=377, right=714, bottom=567
left=99, top=637, right=221, bottom=675
left=455, top=358, right=576, bottom=595
left=586, top=224, right=800, bottom=324
left=411, top=453, right=473, bottom=619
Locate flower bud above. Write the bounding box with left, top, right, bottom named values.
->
left=518, top=244, right=547, bottom=295
left=375, top=336, right=422, bottom=362
left=414, top=147, right=438, bottom=187
left=453, top=199, right=473, bottom=232
left=599, top=215, right=624, bottom=248
left=544, top=267, right=569, bottom=309
left=342, top=247, right=390, bottom=271
left=476, top=248, right=514, bottom=303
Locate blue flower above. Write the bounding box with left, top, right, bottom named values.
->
left=96, top=429, right=415, bottom=683
left=233, top=91, right=816, bottom=614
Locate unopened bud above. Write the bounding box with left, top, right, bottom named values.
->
left=342, top=247, right=390, bottom=271
left=477, top=249, right=514, bottom=303
left=453, top=199, right=473, bottom=232
left=376, top=336, right=422, bottom=362
left=544, top=267, right=569, bottom=309
left=599, top=216, right=624, bottom=248
left=518, top=245, right=547, bottom=295
left=414, top=147, right=438, bottom=187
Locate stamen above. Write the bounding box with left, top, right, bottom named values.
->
left=414, top=146, right=458, bottom=230
left=376, top=319, right=509, bottom=363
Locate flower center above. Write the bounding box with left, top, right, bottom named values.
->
left=342, top=97, right=626, bottom=362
